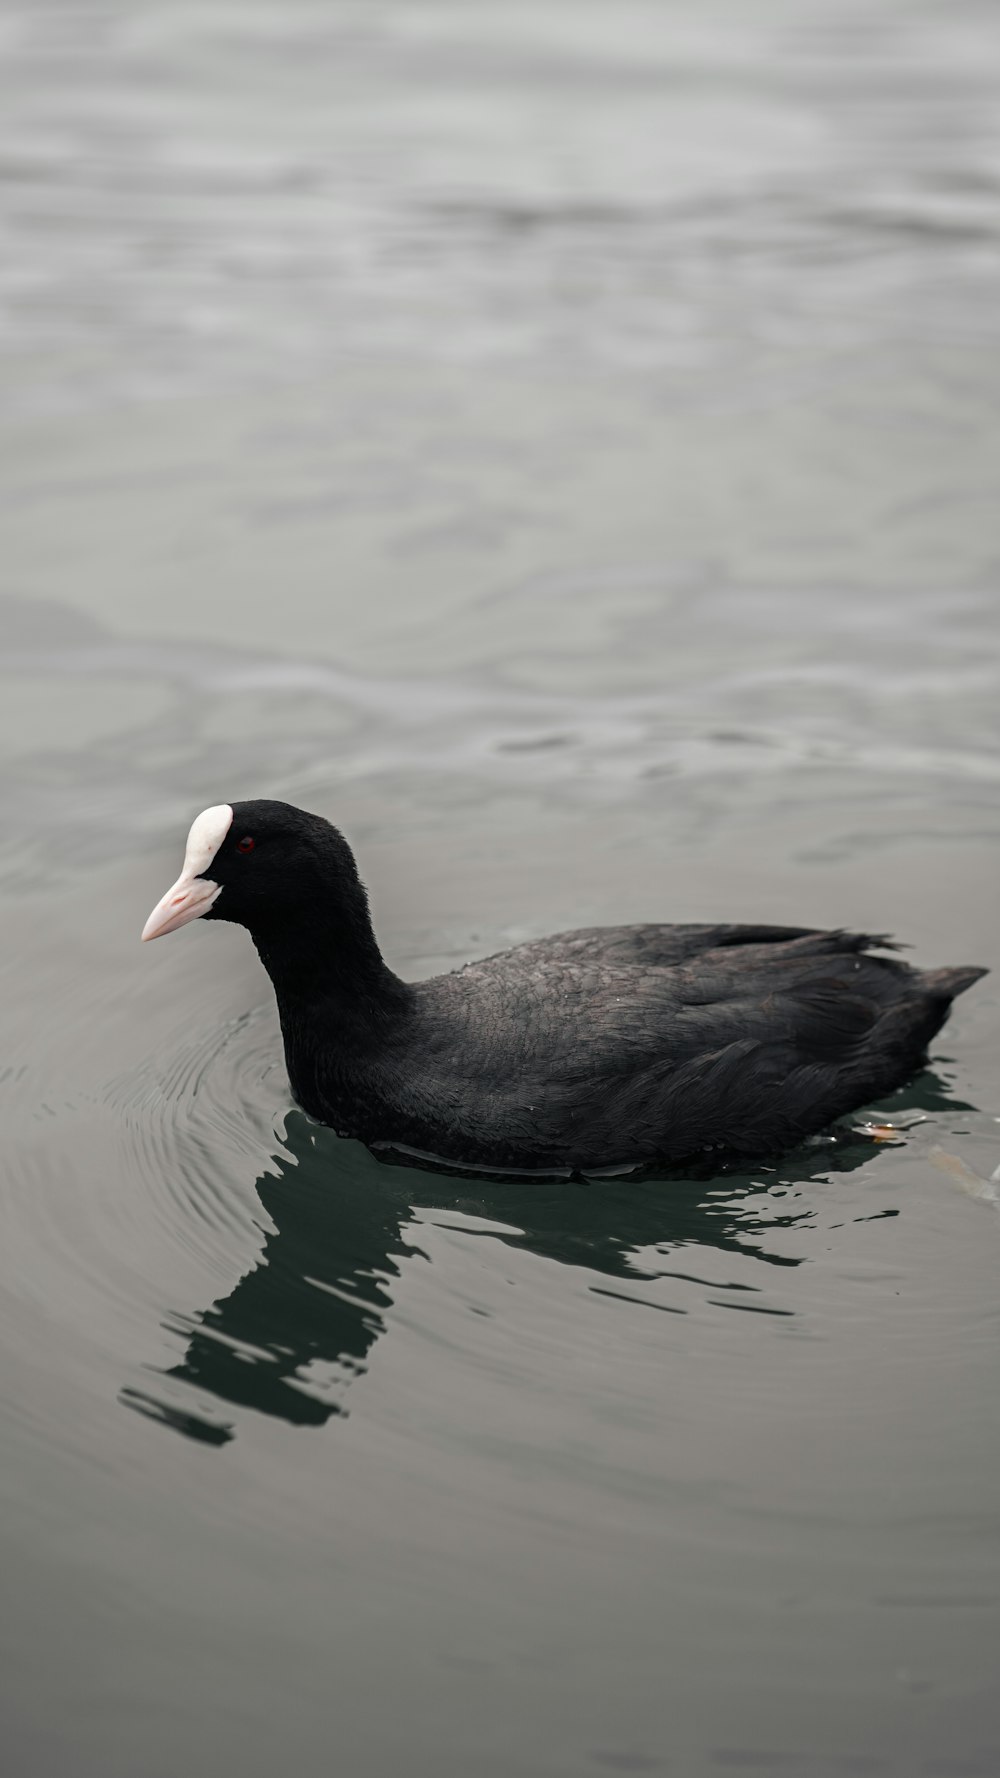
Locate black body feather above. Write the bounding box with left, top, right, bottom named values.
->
left=196, top=800, right=986, bottom=1171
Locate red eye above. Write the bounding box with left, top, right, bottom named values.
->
left=237, top=835, right=255, bottom=853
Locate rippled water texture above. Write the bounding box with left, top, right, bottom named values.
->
left=1, top=3, right=999, bottom=1775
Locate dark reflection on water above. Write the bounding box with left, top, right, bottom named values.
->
left=121, top=1078, right=961, bottom=1446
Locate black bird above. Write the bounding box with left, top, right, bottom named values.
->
left=142, top=799, right=986, bottom=1172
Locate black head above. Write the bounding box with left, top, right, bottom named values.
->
left=141, top=799, right=366, bottom=943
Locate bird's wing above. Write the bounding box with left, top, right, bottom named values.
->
left=476, top=922, right=896, bottom=973
left=412, top=930, right=922, bottom=1165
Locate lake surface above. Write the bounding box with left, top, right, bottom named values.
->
left=1, top=3, right=999, bottom=1774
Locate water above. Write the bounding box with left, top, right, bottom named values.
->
left=2, top=2, right=999, bottom=1773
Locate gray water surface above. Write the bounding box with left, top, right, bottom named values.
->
left=1, top=3, right=999, bottom=1775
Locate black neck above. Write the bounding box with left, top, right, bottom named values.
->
left=249, top=887, right=413, bottom=1044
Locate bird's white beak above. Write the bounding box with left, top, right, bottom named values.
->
left=141, top=803, right=233, bottom=942
left=141, top=874, right=222, bottom=941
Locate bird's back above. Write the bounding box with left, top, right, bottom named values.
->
left=378, top=924, right=985, bottom=1169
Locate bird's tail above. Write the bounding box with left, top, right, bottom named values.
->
left=920, top=965, right=988, bottom=1000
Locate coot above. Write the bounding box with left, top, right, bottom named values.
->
left=142, top=800, right=986, bottom=1171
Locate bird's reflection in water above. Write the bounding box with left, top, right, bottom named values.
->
left=122, top=1071, right=967, bottom=1445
